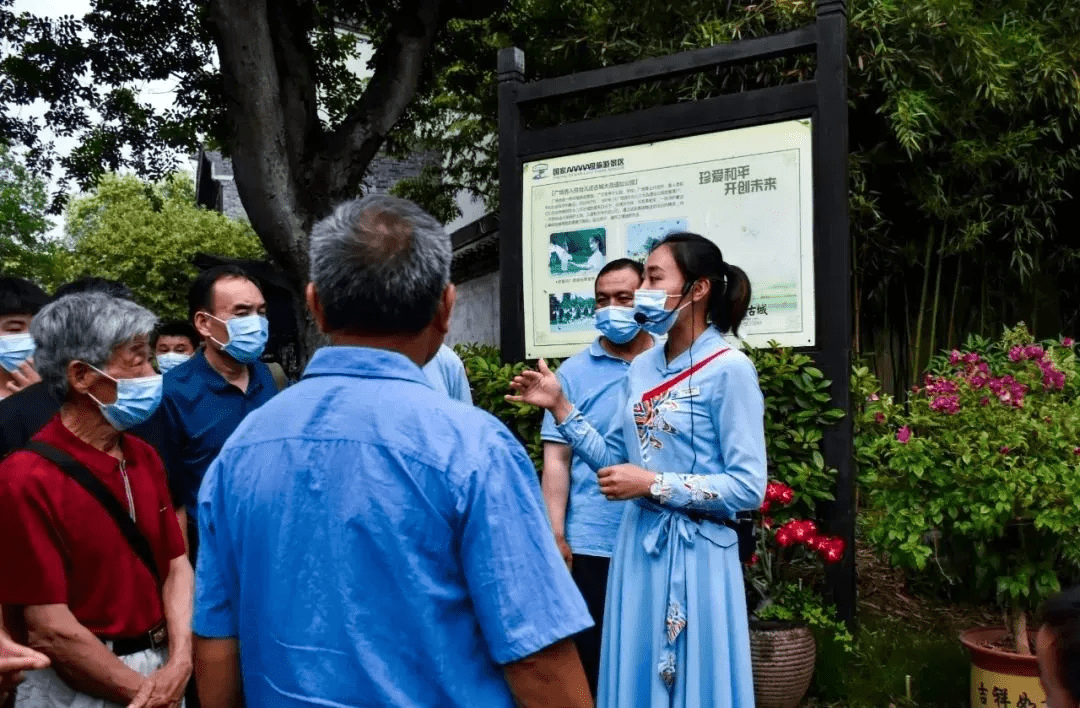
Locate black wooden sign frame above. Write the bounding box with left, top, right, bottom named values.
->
left=497, top=0, right=854, bottom=620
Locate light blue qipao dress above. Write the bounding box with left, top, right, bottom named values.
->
left=556, top=327, right=767, bottom=708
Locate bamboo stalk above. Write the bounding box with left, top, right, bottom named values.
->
left=928, top=240, right=945, bottom=362
left=947, top=256, right=962, bottom=349
left=913, top=230, right=935, bottom=374
left=980, top=260, right=988, bottom=337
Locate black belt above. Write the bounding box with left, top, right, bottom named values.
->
left=103, top=621, right=169, bottom=657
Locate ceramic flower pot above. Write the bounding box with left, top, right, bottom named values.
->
left=960, top=627, right=1045, bottom=708
left=749, top=620, right=817, bottom=708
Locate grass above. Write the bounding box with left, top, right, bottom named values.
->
left=801, top=544, right=999, bottom=707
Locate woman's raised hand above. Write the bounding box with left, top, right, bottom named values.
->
left=506, top=359, right=568, bottom=417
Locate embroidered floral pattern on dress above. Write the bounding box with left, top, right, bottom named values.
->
left=658, top=651, right=677, bottom=688
left=650, top=473, right=675, bottom=504
left=665, top=599, right=687, bottom=644
left=633, top=386, right=699, bottom=462
left=685, top=475, right=721, bottom=505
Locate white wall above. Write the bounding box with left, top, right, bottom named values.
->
left=447, top=271, right=500, bottom=348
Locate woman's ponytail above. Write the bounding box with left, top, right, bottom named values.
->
left=711, top=263, right=751, bottom=337
left=655, top=232, right=752, bottom=337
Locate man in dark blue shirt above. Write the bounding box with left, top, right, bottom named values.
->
left=158, top=265, right=277, bottom=554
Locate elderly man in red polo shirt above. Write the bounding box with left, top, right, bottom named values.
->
left=0, top=292, right=193, bottom=708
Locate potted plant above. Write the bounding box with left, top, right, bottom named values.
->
left=744, top=481, right=854, bottom=708
left=859, top=325, right=1080, bottom=707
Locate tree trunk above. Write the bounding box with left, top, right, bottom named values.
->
left=1012, top=607, right=1032, bottom=656
left=206, top=0, right=450, bottom=367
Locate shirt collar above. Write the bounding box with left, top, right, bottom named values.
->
left=589, top=334, right=661, bottom=362
left=191, top=348, right=266, bottom=395
left=38, top=414, right=141, bottom=475
left=658, top=328, right=727, bottom=374
left=302, top=346, right=434, bottom=388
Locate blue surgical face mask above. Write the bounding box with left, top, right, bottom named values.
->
left=87, top=366, right=163, bottom=431
left=208, top=313, right=268, bottom=364
left=633, top=289, right=690, bottom=336
left=595, top=306, right=641, bottom=344
left=156, top=352, right=191, bottom=374
left=0, top=332, right=36, bottom=373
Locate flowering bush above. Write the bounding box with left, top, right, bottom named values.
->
left=859, top=325, right=1080, bottom=652
left=746, top=481, right=854, bottom=651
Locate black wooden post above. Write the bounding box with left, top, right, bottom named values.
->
left=498, top=47, right=526, bottom=363
left=814, top=0, right=856, bottom=623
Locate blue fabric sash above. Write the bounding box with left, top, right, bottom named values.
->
left=637, top=498, right=735, bottom=697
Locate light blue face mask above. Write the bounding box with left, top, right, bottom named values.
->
left=208, top=313, right=269, bottom=364
left=632, top=289, right=690, bottom=336
left=595, top=306, right=641, bottom=344
left=87, top=366, right=163, bottom=431
left=0, top=332, right=36, bottom=373
left=156, top=352, right=191, bottom=374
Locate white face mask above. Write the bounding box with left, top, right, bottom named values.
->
left=156, top=352, right=192, bottom=374
left=633, top=289, right=690, bottom=336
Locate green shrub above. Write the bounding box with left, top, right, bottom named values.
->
left=859, top=325, right=1080, bottom=649
left=747, top=345, right=846, bottom=517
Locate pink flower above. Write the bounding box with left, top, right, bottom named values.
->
left=747, top=554, right=759, bottom=567
left=1025, top=345, right=1046, bottom=360
left=949, top=350, right=962, bottom=365
left=1009, top=346, right=1026, bottom=362
left=867, top=392, right=880, bottom=401
left=981, top=397, right=991, bottom=406
left=760, top=500, right=771, bottom=513
left=897, top=426, right=912, bottom=443
left=874, top=412, right=885, bottom=424
left=1073, top=447, right=1080, bottom=456
left=969, top=373, right=989, bottom=389
left=1000, top=446, right=1010, bottom=454
left=1063, top=337, right=1075, bottom=348
left=930, top=395, right=961, bottom=415
left=963, top=352, right=981, bottom=365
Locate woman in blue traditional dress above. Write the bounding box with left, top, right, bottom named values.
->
left=510, top=233, right=766, bottom=708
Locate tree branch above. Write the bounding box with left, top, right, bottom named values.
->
left=309, top=0, right=443, bottom=203
left=206, top=0, right=310, bottom=293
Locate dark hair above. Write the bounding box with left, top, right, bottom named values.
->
left=591, top=233, right=606, bottom=256
left=152, top=320, right=200, bottom=349
left=654, top=232, right=751, bottom=337
left=187, top=265, right=262, bottom=324
left=1041, top=585, right=1080, bottom=704
left=53, top=277, right=133, bottom=301
left=0, top=277, right=50, bottom=317
left=597, top=258, right=644, bottom=281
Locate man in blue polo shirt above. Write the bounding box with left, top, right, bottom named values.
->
left=192, top=195, right=592, bottom=708
left=540, top=257, right=656, bottom=697
left=159, top=265, right=276, bottom=555
left=423, top=344, right=472, bottom=403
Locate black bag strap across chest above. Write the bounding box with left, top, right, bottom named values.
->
left=23, top=440, right=161, bottom=584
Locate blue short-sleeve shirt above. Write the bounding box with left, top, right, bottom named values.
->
left=158, top=350, right=276, bottom=519
left=422, top=344, right=473, bottom=403
left=193, top=346, right=591, bottom=708
left=540, top=337, right=654, bottom=557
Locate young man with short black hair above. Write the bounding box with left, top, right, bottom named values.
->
left=1039, top=586, right=1080, bottom=708
left=0, top=276, right=50, bottom=399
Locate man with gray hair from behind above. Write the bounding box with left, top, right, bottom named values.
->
left=0, top=293, right=193, bottom=708
left=192, top=194, right=594, bottom=708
